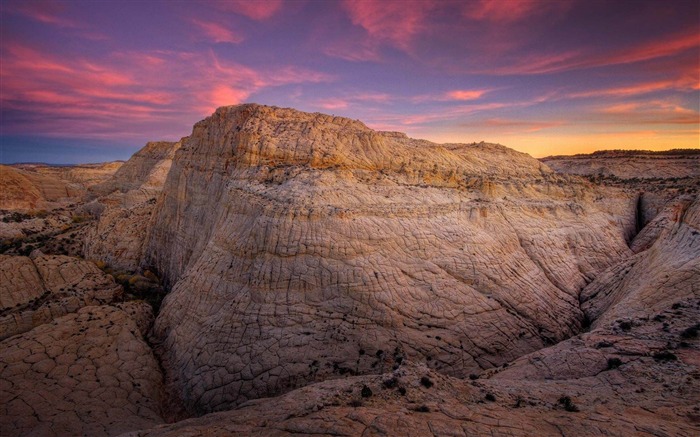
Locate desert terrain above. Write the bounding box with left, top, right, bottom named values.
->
left=1, top=104, right=698, bottom=436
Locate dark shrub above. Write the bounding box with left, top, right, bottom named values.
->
left=558, top=396, right=579, bottom=412
left=607, top=358, right=623, bottom=370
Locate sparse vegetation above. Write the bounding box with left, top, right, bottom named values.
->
left=558, top=396, right=579, bottom=412
left=680, top=324, right=700, bottom=339
left=607, top=358, right=623, bottom=370
left=653, top=351, right=678, bottom=361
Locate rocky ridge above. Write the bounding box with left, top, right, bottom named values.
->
left=0, top=164, right=84, bottom=211
left=146, top=104, right=637, bottom=414
left=15, top=161, right=124, bottom=189
left=84, top=141, right=181, bottom=271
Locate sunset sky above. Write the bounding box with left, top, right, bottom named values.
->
left=1, top=0, right=698, bottom=164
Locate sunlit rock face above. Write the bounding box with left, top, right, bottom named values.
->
left=144, top=104, right=637, bottom=414
left=84, top=141, right=181, bottom=271
left=0, top=164, right=84, bottom=211
left=90, top=141, right=181, bottom=196
left=14, top=161, right=124, bottom=189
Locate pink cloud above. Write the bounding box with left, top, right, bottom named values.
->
left=317, top=99, right=349, bottom=110
left=463, top=0, right=568, bottom=23
left=215, top=0, right=284, bottom=20
left=411, top=89, right=492, bottom=103
left=483, top=29, right=700, bottom=75
left=340, top=0, right=434, bottom=52
left=445, top=89, right=490, bottom=101
left=569, top=77, right=699, bottom=99
left=209, top=85, right=251, bottom=108
left=1, top=42, right=334, bottom=140
left=7, top=0, right=79, bottom=28
left=192, top=19, right=244, bottom=44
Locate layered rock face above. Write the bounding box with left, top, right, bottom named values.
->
left=85, top=141, right=181, bottom=271
left=146, top=104, right=637, bottom=414
left=0, top=253, right=122, bottom=340
left=0, top=164, right=84, bottom=211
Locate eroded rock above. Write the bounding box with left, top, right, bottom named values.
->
left=0, top=303, right=165, bottom=436
left=0, top=253, right=122, bottom=340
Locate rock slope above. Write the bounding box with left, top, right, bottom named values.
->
left=0, top=303, right=165, bottom=436
left=145, top=104, right=637, bottom=414
left=119, top=196, right=700, bottom=435
left=85, top=141, right=181, bottom=271
left=0, top=252, right=122, bottom=340
left=91, top=142, right=180, bottom=197
left=0, top=164, right=84, bottom=211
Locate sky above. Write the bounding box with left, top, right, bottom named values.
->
left=0, top=0, right=698, bottom=164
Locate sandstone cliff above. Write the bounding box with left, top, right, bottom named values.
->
left=84, top=141, right=181, bottom=271
left=91, top=141, right=180, bottom=197
left=119, top=195, right=700, bottom=435
left=0, top=165, right=84, bottom=211
left=144, top=104, right=637, bottom=414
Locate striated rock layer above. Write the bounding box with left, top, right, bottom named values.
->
left=541, top=149, right=700, bottom=180
left=145, top=104, right=638, bottom=414
left=15, top=161, right=124, bottom=189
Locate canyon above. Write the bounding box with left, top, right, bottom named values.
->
left=1, top=104, right=698, bottom=436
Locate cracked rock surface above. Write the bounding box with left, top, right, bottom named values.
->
left=0, top=303, right=165, bottom=436
left=0, top=253, right=122, bottom=340
left=145, top=104, right=638, bottom=414
left=117, top=196, right=700, bottom=435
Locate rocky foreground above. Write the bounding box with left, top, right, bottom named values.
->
left=1, top=104, right=698, bottom=436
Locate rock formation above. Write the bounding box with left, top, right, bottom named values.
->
left=541, top=149, right=700, bottom=180
left=0, top=303, right=165, bottom=436
left=0, top=252, right=122, bottom=340
left=84, top=141, right=181, bottom=271
left=118, top=196, right=700, bottom=436
left=144, top=104, right=638, bottom=414
left=15, top=161, right=124, bottom=189
left=0, top=164, right=84, bottom=211
left=90, top=141, right=180, bottom=197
